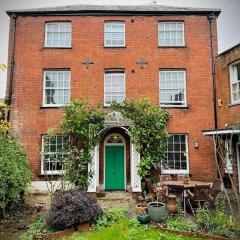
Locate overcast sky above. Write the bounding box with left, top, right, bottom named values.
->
left=0, top=0, right=240, bottom=98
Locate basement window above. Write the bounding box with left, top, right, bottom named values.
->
left=45, top=22, right=72, bottom=48
left=230, top=60, right=240, bottom=104
left=43, top=70, right=70, bottom=107
left=162, top=134, right=189, bottom=174
left=41, top=135, right=69, bottom=175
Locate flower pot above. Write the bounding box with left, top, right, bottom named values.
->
left=166, top=194, right=177, bottom=212
left=135, top=203, right=148, bottom=214
left=148, top=202, right=168, bottom=223
left=137, top=214, right=151, bottom=224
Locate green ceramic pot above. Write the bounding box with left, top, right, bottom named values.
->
left=148, top=202, right=168, bottom=223
left=137, top=214, right=151, bottom=224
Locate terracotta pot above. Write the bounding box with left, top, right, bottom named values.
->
left=135, top=203, right=148, bottom=214
left=166, top=194, right=177, bottom=212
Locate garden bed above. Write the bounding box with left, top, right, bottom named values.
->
left=157, top=224, right=236, bottom=240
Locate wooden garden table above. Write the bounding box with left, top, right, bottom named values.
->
left=162, top=180, right=211, bottom=216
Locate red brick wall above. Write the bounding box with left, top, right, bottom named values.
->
left=216, top=45, right=240, bottom=190
left=216, top=45, right=240, bottom=128
left=7, top=14, right=218, bottom=181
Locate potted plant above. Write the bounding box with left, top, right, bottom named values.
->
left=148, top=201, right=168, bottom=223
left=183, top=175, right=190, bottom=184
left=137, top=213, right=151, bottom=224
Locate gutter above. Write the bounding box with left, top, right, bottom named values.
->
left=6, top=14, right=17, bottom=114
left=208, top=13, right=218, bottom=130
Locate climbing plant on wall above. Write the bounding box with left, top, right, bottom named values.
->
left=60, top=100, right=106, bottom=189
left=113, top=98, right=170, bottom=177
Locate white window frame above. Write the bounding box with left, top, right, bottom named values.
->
left=42, top=70, right=71, bottom=107
left=162, top=134, right=189, bottom=175
left=225, top=140, right=233, bottom=174
left=104, top=71, right=126, bottom=107
left=104, top=21, right=125, bottom=47
left=158, top=21, right=185, bottom=47
left=44, top=22, right=72, bottom=48
left=159, top=70, right=187, bottom=107
left=41, top=135, right=68, bottom=175
left=230, top=60, right=240, bottom=104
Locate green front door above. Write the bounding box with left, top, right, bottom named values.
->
left=105, top=145, right=125, bottom=190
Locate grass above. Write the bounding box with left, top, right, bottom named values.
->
left=62, top=219, right=203, bottom=240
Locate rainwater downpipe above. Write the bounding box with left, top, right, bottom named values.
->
left=7, top=14, right=17, bottom=120
left=208, top=13, right=218, bottom=130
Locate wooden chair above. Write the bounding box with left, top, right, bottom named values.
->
left=208, top=179, right=221, bottom=206
left=187, top=184, right=211, bottom=215
left=168, top=184, right=185, bottom=200
left=154, top=175, right=171, bottom=202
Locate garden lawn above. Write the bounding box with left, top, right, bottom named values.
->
left=62, top=220, right=203, bottom=240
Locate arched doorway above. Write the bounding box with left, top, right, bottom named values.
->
left=104, top=133, right=126, bottom=190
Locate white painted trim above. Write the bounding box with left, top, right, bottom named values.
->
left=28, top=180, right=74, bottom=194
left=203, top=129, right=240, bottom=136
left=88, top=145, right=99, bottom=192
left=130, top=143, right=142, bottom=192
left=236, top=142, right=240, bottom=192
left=103, top=133, right=126, bottom=190
left=230, top=60, right=240, bottom=104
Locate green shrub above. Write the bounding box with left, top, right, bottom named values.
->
left=196, top=201, right=240, bottom=238
left=0, top=135, right=31, bottom=217
left=19, top=216, right=52, bottom=240
left=166, top=217, right=198, bottom=232
left=93, top=208, right=127, bottom=230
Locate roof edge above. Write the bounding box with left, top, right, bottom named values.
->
left=6, top=4, right=221, bottom=17
left=218, top=43, right=240, bottom=57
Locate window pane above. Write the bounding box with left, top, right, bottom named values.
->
left=45, top=22, right=71, bottom=47
left=104, top=22, right=125, bottom=46
left=44, top=71, right=70, bottom=106
left=159, top=22, right=184, bottom=46
left=160, top=70, right=186, bottom=106
left=104, top=72, right=125, bottom=105
left=162, top=134, right=188, bottom=172
left=42, top=135, right=68, bottom=173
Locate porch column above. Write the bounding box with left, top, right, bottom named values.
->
left=131, top=143, right=142, bottom=192
left=88, top=145, right=99, bottom=192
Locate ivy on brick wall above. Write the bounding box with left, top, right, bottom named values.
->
left=60, top=100, right=106, bottom=189
left=57, top=98, right=169, bottom=189
left=113, top=98, right=169, bottom=177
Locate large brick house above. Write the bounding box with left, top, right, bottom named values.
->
left=204, top=43, right=240, bottom=192
left=5, top=4, right=221, bottom=192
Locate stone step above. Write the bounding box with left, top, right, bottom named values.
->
left=96, top=191, right=136, bottom=210
left=97, top=191, right=133, bottom=200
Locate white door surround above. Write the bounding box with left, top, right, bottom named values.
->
left=88, top=126, right=141, bottom=193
